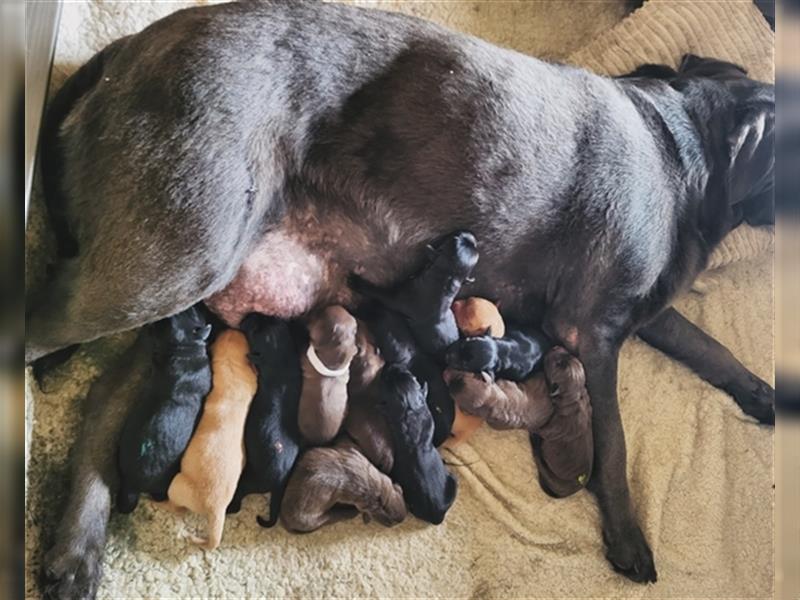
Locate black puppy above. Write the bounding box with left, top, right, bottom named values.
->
left=116, top=306, right=212, bottom=513
left=379, top=364, right=457, bottom=525
left=231, top=312, right=303, bottom=527
left=445, top=322, right=552, bottom=381
left=352, top=231, right=480, bottom=445
left=350, top=230, right=479, bottom=356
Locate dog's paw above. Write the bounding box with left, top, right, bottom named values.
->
left=603, top=526, right=657, bottom=584
left=41, top=540, right=104, bottom=600
left=730, top=374, right=774, bottom=425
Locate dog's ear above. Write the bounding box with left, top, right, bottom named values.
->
left=196, top=324, right=212, bottom=341
left=419, top=380, right=429, bottom=399
left=617, top=63, right=678, bottom=80
left=726, top=88, right=775, bottom=224
left=678, top=54, right=748, bottom=80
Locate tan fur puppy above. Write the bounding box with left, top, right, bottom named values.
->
left=298, top=306, right=358, bottom=445
left=167, top=329, right=257, bottom=550
left=281, top=438, right=406, bottom=533
left=344, top=320, right=393, bottom=473
left=443, top=298, right=506, bottom=448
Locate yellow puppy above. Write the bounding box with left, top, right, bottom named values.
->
left=168, top=329, right=257, bottom=550
left=443, top=298, right=505, bottom=449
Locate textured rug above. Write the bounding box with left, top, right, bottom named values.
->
left=25, top=1, right=774, bottom=598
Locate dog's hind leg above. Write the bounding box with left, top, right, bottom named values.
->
left=637, top=307, right=774, bottom=424
left=41, top=332, right=150, bottom=600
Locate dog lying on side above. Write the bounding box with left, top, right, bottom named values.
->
left=443, top=298, right=504, bottom=448
left=379, top=364, right=457, bottom=524
left=280, top=438, right=407, bottom=533
left=298, top=306, right=358, bottom=445
left=445, top=346, right=593, bottom=498
left=344, top=320, right=393, bottom=473
left=116, top=306, right=212, bottom=513
left=167, top=329, right=257, bottom=550
left=233, top=313, right=303, bottom=527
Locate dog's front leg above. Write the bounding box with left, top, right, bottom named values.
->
left=637, top=307, right=774, bottom=424
left=579, top=336, right=658, bottom=584
left=41, top=335, right=149, bottom=600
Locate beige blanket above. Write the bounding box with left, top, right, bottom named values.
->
left=25, top=1, right=774, bottom=598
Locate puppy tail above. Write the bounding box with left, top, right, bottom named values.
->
left=256, top=488, right=284, bottom=529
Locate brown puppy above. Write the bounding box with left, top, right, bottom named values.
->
left=443, top=298, right=505, bottom=448
left=280, top=438, right=406, bottom=533
left=444, top=346, right=593, bottom=498
left=344, top=320, right=393, bottom=473
left=298, top=306, right=358, bottom=445
left=167, top=329, right=257, bottom=550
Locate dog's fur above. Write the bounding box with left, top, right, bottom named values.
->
left=445, top=346, right=593, bottom=498
left=32, top=1, right=775, bottom=591
left=167, top=329, right=257, bottom=550
left=443, top=297, right=504, bottom=448
left=234, top=313, right=303, bottom=528
left=280, top=438, right=406, bottom=533
left=298, top=306, right=358, bottom=444
left=379, top=364, right=457, bottom=524
left=116, top=307, right=212, bottom=513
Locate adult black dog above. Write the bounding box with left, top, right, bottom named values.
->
left=29, top=1, right=774, bottom=594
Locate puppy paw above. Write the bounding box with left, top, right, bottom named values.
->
left=41, top=540, right=104, bottom=600
left=729, top=374, right=774, bottom=425
left=603, top=526, right=657, bottom=584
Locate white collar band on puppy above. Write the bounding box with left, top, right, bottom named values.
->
left=306, top=344, right=349, bottom=378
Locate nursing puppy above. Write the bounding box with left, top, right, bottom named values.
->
left=379, top=364, right=457, bottom=524
left=344, top=320, right=393, bottom=473
left=445, top=346, right=593, bottom=498
left=167, top=329, right=257, bottom=550
left=116, top=306, right=212, bottom=513
left=445, top=321, right=551, bottom=381
left=443, top=298, right=505, bottom=449
left=350, top=230, right=479, bottom=356
left=280, top=438, right=406, bottom=533
left=233, top=313, right=303, bottom=527
left=298, top=306, right=358, bottom=445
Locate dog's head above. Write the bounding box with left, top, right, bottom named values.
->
left=444, top=335, right=499, bottom=375
left=452, top=297, right=505, bottom=337
left=623, top=54, right=774, bottom=228
left=239, top=312, right=296, bottom=369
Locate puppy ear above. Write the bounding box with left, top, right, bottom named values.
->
left=419, top=380, right=429, bottom=398
left=678, top=54, right=748, bottom=80
left=199, top=324, right=212, bottom=341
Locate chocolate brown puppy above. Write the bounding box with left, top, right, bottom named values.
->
left=280, top=438, right=406, bottom=533
left=298, top=306, right=358, bottom=445
left=344, top=320, right=393, bottom=473
left=445, top=346, right=592, bottom=498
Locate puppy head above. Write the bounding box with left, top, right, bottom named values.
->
left=152, top=305, right=211, bottom=347
left=444, top=335, right=499, bottom=374
left=452, top=297, right=505, bottom=337
left=543, top=346, right=586, bottom=396
left=239, top=313, right=295, bottom=366
left=379, top=364, right=427, bottom=418
left=211, top=328, right=251, bottom=364
left=350, top=321, right=385, bottom=389
left=308, top=305, right=358, bottom=368
left=372, top=482, right=407, bottom=527
left=423, top=230, right=480, bottom=281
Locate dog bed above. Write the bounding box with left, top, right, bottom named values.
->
left=25, top=1, right=774, bottom=597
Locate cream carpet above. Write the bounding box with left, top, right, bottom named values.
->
left=25, top=1, right=774, bottom=598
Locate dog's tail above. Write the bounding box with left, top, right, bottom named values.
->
left=38, top=36, right=129, bottom=258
